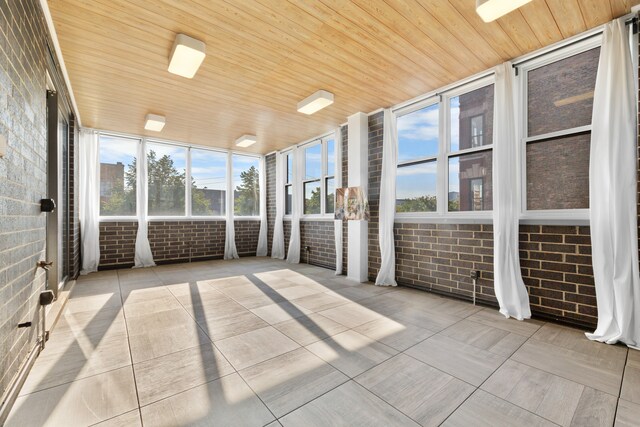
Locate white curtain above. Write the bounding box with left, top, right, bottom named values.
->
left=375, top=109, right=398, bottom=286
left=272, top=152, right=285, bottom=259
left=586, top=19, right=640, bottom=349
left=79, top=129, right=100, bottom=275
left=334, top=127, right=343, bottom=275
left=256, top=155, right=268, bottom=256
left=224, top=152, right=239, bottom=259
left=287, top=147, right=302, bottom=263
left=133, top=139, right=155, bottom=268
left=492, top=62, right=531, bottom=320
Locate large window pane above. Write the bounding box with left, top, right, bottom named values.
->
left=286, top=153, right=293, bottom=184
left=99, top=135, right=137, bottom=216
left=233, top=154, right=260, bottom=216
left=448, top=151, right=493, bottom=212
left=450, top=85, right=494, bottom=152
left=304, top=180, right=321, bottom=214
left=285, top=185, right=292, bottom=215
left=527, top=48, right=599, bottom=136
left=147, top=143, right=187, bottom=216
left=325, top=177, right=335, bottom=214
left=191, top=149, right=226, bottom=216
left=304, top=144, right=321, bottom=180
left=397, top=104, right=439, bottom=162
left=396, top=161, right=437, bottom=212
left=327, top=139, right=335, bottom=175
left=526, top=133, right=590, bottom=210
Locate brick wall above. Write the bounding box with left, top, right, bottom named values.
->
left=69, top=115, right=80, bottom=278
left=0, top=0, right=61, bottom=397
left=99, top=220, right=259, bottom=268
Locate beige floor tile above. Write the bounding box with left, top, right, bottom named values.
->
left=64, top=292, right=123, bottom=315
left=276, top=284, right=324, bottom=300
left=353, top=317, right=434, bottom=351
left=569, top=387, right=617, bottom=426
left=93, top=410, right=141, bottom=426
left=621, top=350, right=640, bottom=404
left=482, top=360, right=611, bottom=426
left=134, top=342, right=235, bottom=406
left=54, top=306, right=126, bottom=337
left=356, top=354, right=475, bottom=427
left=123, top=289, right=182, bottom=317
left=405, top=334, right=505, bottom=386
left=512, top=340, right=624, bottom=395
left=20, top=331, right=131, bottom=395
left=239, top=348, right=348, bottom=417
left=273, top=313, right=349, bottom=346
left=615, top=399, right=640, bottom=426
left=250, top=301, right=313, bottom=325
left=329, top=284, right=396, bottom=302
left=467, top=308, right=544, bottom=337
left=318, top=303, right=383, bottom=328
left=305, top=330, right=397, bottom=377
left=164, top=279, right=218, bottom=298
left=280, top=380, right=419, bottom=427
left=439, top=319, right=527, bottom=357
left=292, top=292, right=350, bottom=312
left=442, top=390, right=556, bottom=427
left=70, top=278, right=120, bottom=299
left=215, top=326, right=299, bottom=370
left=196, top=309, right=269, bottom=341
left=140, top=373, right=275, bottom=427
left=389, top=306, right=462, bottom=333
left=7, top=366, right=137, bottom=427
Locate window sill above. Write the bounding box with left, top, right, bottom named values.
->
left=282, top=216, right=336, bottom=222
left=99, top=216, right=261, bottom=222
left=394, top=215, right=493, bottom=224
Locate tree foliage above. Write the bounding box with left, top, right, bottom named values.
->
left=234, top=165, right=260, bottom=216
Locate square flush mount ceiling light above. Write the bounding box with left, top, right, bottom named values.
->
left=168, top=34, right=206, bottom=78
left=235, top=135, right=257, bottom=148
left=476, top=0, right=532, bottom=22
left=297, top=90, right=334, bottom=115
left=144, top=114, right=166, bottom=132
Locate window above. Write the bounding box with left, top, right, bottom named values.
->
left=285, top=152, right=293, bottom=215
left=524, top=46, right=599, bottom=211
left=396, top=103, right=439, bottom=212
left=295, top=136, right=336, bottom=216
left=303, top=144, right=322, bottom=215
left=233, top=154, right=260, bottom=216
left=99, top=135, right=138, bottom=216
left=147, top=142, right=187, bottom=216
left=448, top=84, right=494, bottom=212
left=191, top=148, right=226, bottom=216
left=325, top=139, right=335, bottom=214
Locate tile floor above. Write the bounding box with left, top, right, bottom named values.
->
left=6, top=258, right=640, bottom=426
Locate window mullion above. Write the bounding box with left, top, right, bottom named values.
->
left=437, top=97, right=447, bottom=215
left=186, top=147, right=192, bottom=217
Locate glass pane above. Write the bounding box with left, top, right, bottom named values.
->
left=147, top=143, right=187, bottom=216
left=305, top=144, right=322, bottom=180
left=233, top=154, right=260, bottom=216
left=450, top=84, right=494, bottom=152
left=325, top=177, right=335, bottom=214
left=304, top=180, right=321, bottom=215
left=191, top=148, right=226, bottom=216
left=285, top=185, right=292, bottom=215
left=448, top=151, right=493, bottom=212
left=287, top=153, right=293, bottom=184
left=527, top=47, right=600, bottom=136
left=99, top=135, right=137, bottom=216
left=396, top=161, right=437, bottom=212
left=327, top=139, right=335, bottom=176
left=526, top=133, right=590, bottom=210
left=397, top=103, right=439, bottom=163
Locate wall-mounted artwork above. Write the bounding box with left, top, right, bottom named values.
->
left=335, top=187, right=369, bottom=221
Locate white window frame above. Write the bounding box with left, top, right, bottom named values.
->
left=394, top=75, right=495, bottom=223
left=283, top=150, right=293, bottom=217
left=517, top=35, right=602, bottom=224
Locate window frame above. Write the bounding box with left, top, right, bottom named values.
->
left=284, top=151, right=293, bottom=216
left=394, top=75, right=495, bottom=222
left=517, top=35, right=602, bottom=223
left=231, top=152, right=262, bottom=218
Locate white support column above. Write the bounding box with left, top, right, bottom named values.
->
left=347, top=112, right=369, bottom=282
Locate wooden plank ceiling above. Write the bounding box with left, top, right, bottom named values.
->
left=49, top=0, right=637, bottom=153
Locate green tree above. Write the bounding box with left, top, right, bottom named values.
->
left=234, top=165, right=259, bottom=215
left=396, top=196, right=438, bottom=213
left=304, top=184, right=321, bottom=214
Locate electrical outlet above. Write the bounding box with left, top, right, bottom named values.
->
left=470, top=270, right=480, bottom=280
left=0, top=134, right=6, bottom=158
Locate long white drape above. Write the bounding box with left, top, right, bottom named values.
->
left=224, top=152, right=239, bottom=259
left=287, top=147, right=302, bottom=263
left=375, top=109, right=398, bottom=286
left=79, top=129, right=100, bottom=275
left=334, top=127, right=343, bottom=275
left=586, top=19, right=640, bottom=349
left=492, top=62, right=531, bottom=320
left=272, top=152, right=285, bottom=259
left=133, top=140, right=155, bottom=268
left=256, top=155, right=268, bottom=256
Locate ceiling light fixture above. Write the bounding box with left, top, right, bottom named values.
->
left=297, top=90, right=334, bottom=115
left=168, top=34, right=206, bottom=78
left=144, top=114, right=166, bottom=132
left=476, top=0, right=532, bottom=23
left=235, top=135, right=257, bottom=148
